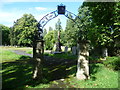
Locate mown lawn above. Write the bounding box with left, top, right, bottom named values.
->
left=1, top=47, right=119, bottom=89
left=1, top=47, right=50, bottom=89
left=0, top=47, right=31, bottom=62
left=67, top=63, right=118, bottom=88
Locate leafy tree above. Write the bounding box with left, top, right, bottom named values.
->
left=60, top=30, right=67, bottom=46
left=55, top=18, right=62, bottom=31
left=44, top=30, right=56, bottom=50
left=82, top=2, right=116, bottom=26
left=82, top=2, right=119, bottom=56
left=11, top=14, right=38, bottom=46
left=0, top=24, right=10, bottom=45
left=114, top=2, right=120, bottom=25
left=76, top=6, right=92, bottom=41
left=65, top=14, right=78, bottom=47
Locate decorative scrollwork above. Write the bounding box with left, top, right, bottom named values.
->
left=65, top=10, right=80, bottom=22
left=38, top=5, right=81, bottom=39
left=39, top=10, right=58, bottom=29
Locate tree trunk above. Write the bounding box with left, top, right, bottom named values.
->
left=33, top=40, right=44, bottom=80
left=76, top=41, right=90, bottom=80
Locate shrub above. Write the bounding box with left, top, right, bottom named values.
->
left=103, top=56, right=120, bottom=70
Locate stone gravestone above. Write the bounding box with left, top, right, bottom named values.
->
left=64, top=46, right=68, bottom=53
left=55, top=42, right=61, bottom=52
left=102, top=48, right=108, bottom=57
left=72, top=46, right=77, bottom=55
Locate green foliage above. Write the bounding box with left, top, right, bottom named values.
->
left=103, top=56, right=120, bottom=70
left=10, top=14, right=38, bottom=46
left=26, top=49, right=33, bottom=54
left=44, top=19, right=65, bottom=50
left=76, top=6, right=92, bottom=41
left=55, top=18, right=62, bottom=31
left=1, top=48, right=31, bottom=62
left=82, top=2, right=116, bottom=26
left=81, top=2, right=120, bottom=56
left=0, top=24, right=10, bottom=45
left=64, top=6, right=92, bottom=47
left=65, top=14, right=78, bottom=47
left=114, top=2, right=120, bottom=24
left=69, top=63, right=118, bottom=88
left=44, top=30, right=56, bottom=50
left=60, top=30, right=67, bottom=46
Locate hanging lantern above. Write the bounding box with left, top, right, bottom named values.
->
left=58, top=4, right=66, bottom=14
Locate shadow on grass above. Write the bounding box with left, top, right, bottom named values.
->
left=43, top=58, right=77, bottom=82
left=89, top=63, right=100, bottom=81
left=2, top=54, right=101, bottom=89
left=2, top=56, right=34, bottom=89
left=2, top=55, right=78, bottom=89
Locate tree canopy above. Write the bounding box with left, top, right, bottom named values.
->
left=10, top=14, right=38, bottom=46
left=0, top=24, right=10, bottom=45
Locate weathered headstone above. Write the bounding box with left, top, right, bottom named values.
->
left=64, top=46, right=68, bottom=53
left=102, top=48, right=108, bottom=57
left=72, top=46, right=77, bottom=55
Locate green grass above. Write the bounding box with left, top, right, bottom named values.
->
left=44, top=53, right=78, bottom=60
left=1, top=47, right=119, bottom=89
left=67, top=63, right=118, bottom=88
left=26, top=49, right=33, bottom=54
left=103, top=56, right=120, bottom=70
left=2, top=47, right=50, bottom=89
left=1, top=47, right=31, bottom=62
left=2, top=61, right=50, bottom=89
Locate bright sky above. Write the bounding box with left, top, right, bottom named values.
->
left=0, top=1, right=84, bottom=30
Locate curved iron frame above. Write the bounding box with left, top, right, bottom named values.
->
left=38, top=6, right=81, bottom=39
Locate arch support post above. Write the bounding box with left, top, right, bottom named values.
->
left=33, top=39, right=44, bottom=80
left=76, top=40, right=90, bottom=80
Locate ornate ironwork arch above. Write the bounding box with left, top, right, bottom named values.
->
left=38, top=4, right=80, bottom=39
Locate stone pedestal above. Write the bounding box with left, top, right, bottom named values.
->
left=76, top=41, right=90, bottom=80
left=33, top=40, right=44, bottom=80
left=55, top=42, right=61, bottom=52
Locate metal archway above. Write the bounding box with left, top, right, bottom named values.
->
left=33, top=4, right=80, bottom=79
left=37, top=4, right=80, bottom=39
